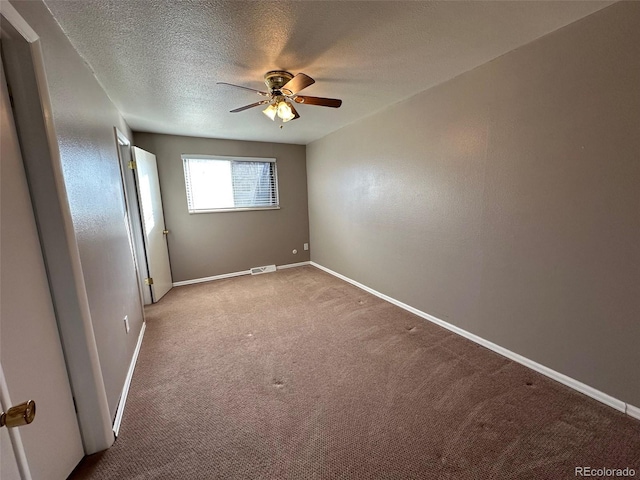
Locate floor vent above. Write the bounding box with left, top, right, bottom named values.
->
left=250, top=265, right=276, bottom=275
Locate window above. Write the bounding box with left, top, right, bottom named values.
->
left=182, top=155, right=279, bottom=213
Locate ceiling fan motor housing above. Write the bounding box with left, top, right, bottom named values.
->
left=264, top=70, right=294, bottom=92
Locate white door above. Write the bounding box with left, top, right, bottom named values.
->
left=1, top=61, right=84, bottom=479
left=131, top=147, right=172, bottom=302
left=0, top=371, right=24, bottom=480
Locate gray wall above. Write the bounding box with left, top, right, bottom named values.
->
left=12, top=0, right=144, bottom=418
left=307, top=2, right=640, bottom=407
left=133, top=133, right=309, bottom=282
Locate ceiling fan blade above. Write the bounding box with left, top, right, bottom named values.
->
left=230, top=100, right=270, bottom=113
left=289, top=102, right=300, bottom=121
left=294, top=96, right=342, bottom=108
left=217, top=82, right=269, bottom=96
left=281, top=73, right=315, bottom=95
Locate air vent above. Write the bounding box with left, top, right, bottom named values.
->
left=250, top=265, right=276, bottom=275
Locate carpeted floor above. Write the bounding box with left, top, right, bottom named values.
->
left=70, top=266, right=640, bottom=479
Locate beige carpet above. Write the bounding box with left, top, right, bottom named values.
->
left=70, top=266, right=640, bottom=479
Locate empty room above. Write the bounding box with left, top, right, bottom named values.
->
left=1, top=1, right=638, bottom=479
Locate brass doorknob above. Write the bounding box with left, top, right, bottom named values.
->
left=1, top=400, right=36, bottom=428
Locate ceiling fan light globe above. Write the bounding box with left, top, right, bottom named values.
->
left=276, top=100, right=290, bottom=116
left=281, top=111, right=296, bottom=122
left=277, top=101, right=295, bottom=121
left=262, top=104, right=277, bottom=121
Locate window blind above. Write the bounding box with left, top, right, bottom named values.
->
left=182, top=155, right=278, bottom=213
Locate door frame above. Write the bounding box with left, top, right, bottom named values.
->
left=114, top=128, right=152, bottom=305
left=0, top=2, right=114, bottom=454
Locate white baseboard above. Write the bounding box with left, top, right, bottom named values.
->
left=113, top=321, right=146, bottom=437
left=310, top=262, right=635, bottom=418
left=277, top=261, right=310, bottom=270
left=627, top=404, right=640, bottom=421
left=173, top=261, right=311, bottom=287
left=173, top=270, right=251, bottom=287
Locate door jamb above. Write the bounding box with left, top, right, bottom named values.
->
left=114, top=128, right=152, bottom=305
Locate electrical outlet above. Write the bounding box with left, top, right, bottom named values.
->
left=303, top=243, right=309, bottom=251
left=124, top=315, right=130, bottom=334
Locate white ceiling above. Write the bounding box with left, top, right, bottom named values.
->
left=44, top=0, right=613, bottom=145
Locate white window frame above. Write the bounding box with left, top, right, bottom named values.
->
left=181, top=154, right=280, bottom=214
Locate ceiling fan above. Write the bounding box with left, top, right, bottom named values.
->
left=217, top=70, right=342, bottom=123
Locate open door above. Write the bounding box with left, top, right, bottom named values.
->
left=0, top=367, right=27, bottom=480
left=1, top=58, right=83, bottom=480
left=131, top=147, right=172, bottom=302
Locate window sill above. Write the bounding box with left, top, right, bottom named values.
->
left=188, top=206, right=281, bottom=214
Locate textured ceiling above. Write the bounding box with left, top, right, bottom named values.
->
left=44, top=1, right=613, bottom=145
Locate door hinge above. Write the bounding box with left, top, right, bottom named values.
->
left=128, top=160, right=136, bottom=170
left=144, top=277, right=154, bottom=286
